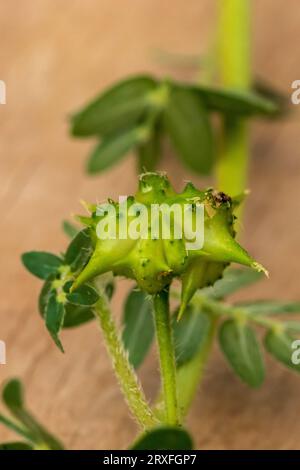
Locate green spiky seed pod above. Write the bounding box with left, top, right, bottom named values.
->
left=72, top=172, right=267, bottom=317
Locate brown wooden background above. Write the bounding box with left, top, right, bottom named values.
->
left=1, top=0, right=300, bottom=449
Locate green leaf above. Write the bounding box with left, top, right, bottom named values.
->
left=219, top=319, right=265, bottom=387
left=164, top=86, right=214, bottom=175
left=201, top=267, right=263, bottom=299
left=38, top=274, right=55, bottom=317
left=190, top=83, right=279, bottom=116
left=2, top=379, right=24, bottom=410
left=254, top=80, right=288, bottom=116
left=264, top=330, right=300, bottom=373
left=71, top=75, right=157, bottom=137
left=63, top=304, right=94, bottom=328
left=137, top=125, right=161, bottom=172
left=235, top=301, right=300, bottom=316
left=21, top=252, right=62, bottom=280
left=2, top=379, right=64, bottom=450
left=105, top=280, right=115, bottom=300
left=39, top=276, right=96, bottom=328
left=131, top=426, right=193, bottom=450
left=172, top=306, right=211, bottom=367
left=122, top=289, right=154, bottom=369
left=45, top=293, right=66, bottom=352
left=66, top=284, right=99, bottom=306
left=0, top=413, right=35, bottom=442
left=64, top=228, right=93, bottom=272
left=0, top=442, right=33, bottom=450
left=62, top=220, right=79, bottom=239
left=87, top=127, right=142, bottom=174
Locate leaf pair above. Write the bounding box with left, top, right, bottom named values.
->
left=22, top=229, right=101, bottom=352
left=72, top=76, right=160, bottom=173
left=219, top=319, right=300, bottom=387
left=43, top=281, right=99, bottom=352
left=175, top=267, right=300, bottom=388
left=246, top=301, right=300, bottom=373
left=196, top=268, right=300, bottom=387
left=70, top=74, right=282, bottom=175
left=22, top=228, right=93, bottom=281
left=0, top=379, right=63, bottom=450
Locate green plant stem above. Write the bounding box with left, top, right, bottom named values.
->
left=94, top=293, right=157, bottom=429
left=216, top=0, right=251, bottom=198
left=152, top=289, right=178, bottom=426
left=188, top=292, right=284, bottom=333
left=173, top=1, right=252, bottom=421
left=216, top=119, right=248, bottom=197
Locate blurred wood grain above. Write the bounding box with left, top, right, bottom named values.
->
left=0, top=0, right=300, bottom=449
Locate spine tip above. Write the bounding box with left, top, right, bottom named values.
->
left=252, top=262, right=269, bottom=278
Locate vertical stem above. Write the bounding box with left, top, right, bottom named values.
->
left=218, top=0, right=251, bottom=89
left=94, top=293, right=157, bottom=429
left=217, top=119, right=248, bottom=197
left=216, top=0, right=251, bottom=199
left=158, top=1, right=252, bottom=425
left=152, top=289, right=178, bottom=425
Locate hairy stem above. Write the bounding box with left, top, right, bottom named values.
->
left=94, top=293, right=157, bottom=429
left=216, top=0, right=251, bottom=198
left=152, top=289, right=178, bottom=425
